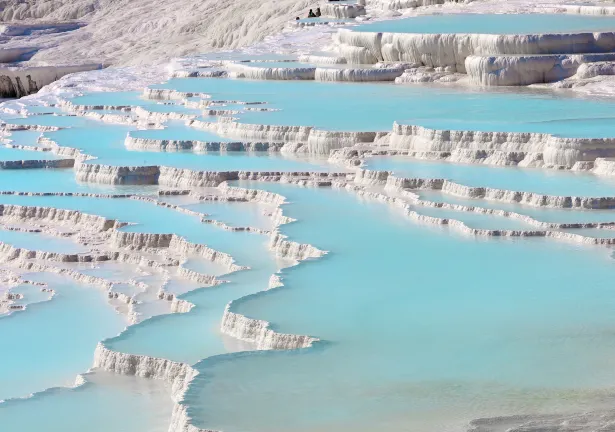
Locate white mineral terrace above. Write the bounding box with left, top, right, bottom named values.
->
left=6, top=1, right=615, bottom=432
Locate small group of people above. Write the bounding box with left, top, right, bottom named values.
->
left=295, top=7, right=321, bottom=19
left=307, top=7, right=321, bottom=17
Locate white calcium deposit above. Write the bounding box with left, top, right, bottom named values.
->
left=314, top=65, right=405, bottom=81
left=228, top=63, right=316, bottom=80
left=0, top=64, right=102, bottom=97
left=388, top=122, right=615, bottom=168
left=465, top=53, right=615, bottom=86
left=335, top=29, right=615, bottom=69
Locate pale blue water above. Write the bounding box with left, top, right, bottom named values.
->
left=129, top=122, right=233, bottom=143
left=183, top=201, right=273, bottom=231
left=3, top=130, right=44, bottom=147
left=89, top=198, right=281, bottom=363
left=185, top=182, right=615, bottom=432
left=9, top=283, right=53, bottom=308
left=368, top=156, right=615, bottom=197
left=0, top=195, right=258, bottom=262
left=418, top=191, right=615, bottom=224
left=0, top=167, right=158, bottom=194
left=561, top=228, right=615, bottom=238
left=0, top=229, right=89, bottom=253
left=8, top=52, right=615, bottom=432
left=353, top=13, right=615, bottom=34
left=5, top=115, right=91, bottom=128
left=0, top=145, right=58, bottom=161
left=0, top=372, right=172, bottom=432
left=69, top=91, right=156, bottom=108
left=141, top=103, right=201, bottom=115
left=107, top=248, right=278, bottom=364
left=22, top=106, right=64, bottom=115
left=44, top=121, right=331, bottom=171
left=0, top=193, right=278, bottom=365
left=411, top=205, right=537, bottom=230
left=0, top=273, right=124, bottom=401
left=153, top=78, right=615, bottom=137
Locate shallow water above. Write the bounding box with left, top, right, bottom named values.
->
left=367, top=156, right=615, bottom=196
left=153, top=78, right=615, bottom=137
left=69, top=91, right=157, bottom=108
left=0, top=273, right=125, bottom=401
left=7, top=36, right=615, bottom=432
left=186, top=182, right=615, bottom=432
left=352, top=13, right=615, bottom=34
left=130, top=122, right=233, bottom=142
left=21, top=106, right=64, bottom=115
left=0, top=229, right=89, bottom=253
left=45, top=120, right=332, bottom=171
left=417, top=191, right=615, bottom=223
left=183, top=200, right=274, bottom=231
left=0, top=167, right=158, bottom=194
left=6, top=115, right=92, bottom=128
left=0, top=371, right=172, bottom=431
left=561, top=228, right=615, bottom=238
left=410, top=205, right=538, bottom=230
left=3, top=130, right=44, bottom=146
left=0, top=145, right=58, bottom=161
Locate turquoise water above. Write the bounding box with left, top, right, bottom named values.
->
left=0, top=273, right=124, bottom=401
left=185, top=182, right=615, bottom=432
left=0, top=229, right=89, bottom=253
left=129, top=122, right=233, bottom=142
left=367, top=156, right=615, bottom=196
left=8, top=45, right=615, bottom=432
left=22, top=106, right=64, bottom=115
left=0, top=372, right=172, bottom=431
left=0, top=168, right=158, bottom=194
left=3, top=130, right=43, bottom=146
left=561, top=228, right=615, bottom=238
left=69, top=92, right=156, bottom=108
left=153, top=78, right=615, bottom=137
left=183, top=201, right=274, bottom=231
left=9, top=283, right=53, bottom=308
left=141, top=103, right=201, bottom=115
left=353, top=13, right=615, bottom=34
left=0, top=192, right=280, bottom=366
left=5, top=115, right=91, bottom=128
left=0, top=195, right=258, bottom=262
left=44, top=121, right=331, bottom=171
left=0, top=145, right=58, bottom=161
left=411, top=205, right=537, bottom=230
left=417, top=191, right=615, bottom=223
left=107, top=243, right=278, bottom=364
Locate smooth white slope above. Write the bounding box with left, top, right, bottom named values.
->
left=0, top=0, right=314, bottom=65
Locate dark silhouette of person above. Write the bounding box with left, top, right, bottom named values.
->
left=315, top=7, right=321, bottom=16
left=308, top=9, right=317, bottom=18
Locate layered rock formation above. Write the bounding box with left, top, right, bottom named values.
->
left=0, top=64, right=101, bottom=97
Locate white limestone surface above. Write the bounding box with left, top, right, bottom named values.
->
left=320, top=4, right=366, bottom=18
left=466, top=53, right=615, bottom=86
left=0, top=64, right=101, bottom=97
left=335, top=29, right=615, bottom=69
left=314, top=65, right=405, bottom=81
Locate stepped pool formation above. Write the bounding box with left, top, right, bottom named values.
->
left=7, top=2, right=615, bottom=432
